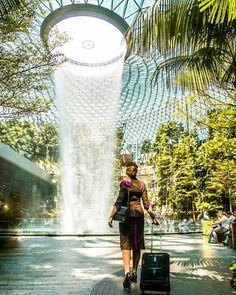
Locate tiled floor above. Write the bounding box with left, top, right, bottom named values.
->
left=0, top=234, right=235, bottom=295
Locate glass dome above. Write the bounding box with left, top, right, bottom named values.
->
left=3, top=0, right=210, bottom=148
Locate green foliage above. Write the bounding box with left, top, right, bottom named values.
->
left=149, top=104, right=236, bottom=216
left=0, top=120, right=36, bottom=159
left=198, top=201, right=221, bottom=212
left=127, top=0, right=236, bottom=91
left=153, top=121, right=185, bottom=153
left=113, top=127, right=124, bottom=199
left=34, top=123, right=59, bottom=161
left=172, top=136, right=199, bottom=212
left=141, top=139, right=153, bottom=153
left=35, top=208, right=59, bottom=219
left=206, top=107, right=236, bottom=139
left=0, top=1, right=64, bottom=118
left=198, top=135, right=236, bottom=210
left=150, top=122, right=185, bottom=210
left=230, top=260, right=236, bottom=272
left=199, top=0, right=236, bottom=24
left=0, top=0, right=28, bottom=18
left=0, top=119, right=59, bottom=177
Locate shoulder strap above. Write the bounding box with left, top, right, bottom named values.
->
left=126, top=188, right=130, bottom=208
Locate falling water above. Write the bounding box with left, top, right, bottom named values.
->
left=55, top=57, right=125, bottom=234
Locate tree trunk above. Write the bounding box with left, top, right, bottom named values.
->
left=229, top=187, right=232, bottom=212
left=192, top=199, right=196, bottom=221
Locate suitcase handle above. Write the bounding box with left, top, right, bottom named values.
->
left=151, top=222, right=161, bottom=253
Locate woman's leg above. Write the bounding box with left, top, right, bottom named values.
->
left=130, top=249, right=140, bottom=283
left=122, top=250, right=131, bottom=274
left=122, top=250, right=131, bottom=288
left=132, top=249, right=141, bottom=273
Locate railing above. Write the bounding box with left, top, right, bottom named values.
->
left=0, top=218, right=203, bottom=235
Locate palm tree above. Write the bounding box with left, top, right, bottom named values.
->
left=199, top=0, right=236, bottom=24
left=126, top=0, right=236, bottom=92
left=0, top=0, right=25, bottom=18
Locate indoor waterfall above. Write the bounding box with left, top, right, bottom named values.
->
left=55, top=57, right=125, bottom=234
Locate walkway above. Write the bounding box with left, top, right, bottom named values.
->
left=0, top=233, right=235, bottom=295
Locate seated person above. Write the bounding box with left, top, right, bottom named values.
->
left=222, top=211, right=236, bottom=246
left=210, top=210, right=230, bottom=243
left=227, top=211, right=236, bottom=224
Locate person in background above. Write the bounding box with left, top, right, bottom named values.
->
left=203, top=211, right=210, bottom=220
left=167, top=216, right=175, bottom=233
left=222, top=211, right=236, bottom=246
left=108, top=161, right=159, bottom=289
left=227, top=211, right=236, bottom=224
left=210, top=209, right=230, bottom=243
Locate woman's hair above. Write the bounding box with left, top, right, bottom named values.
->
left=125, top=161, right=138, bottom=168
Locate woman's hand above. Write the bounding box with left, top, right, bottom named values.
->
left=152, top=217, right=160, bottom=225
left=108, top=217, right=113, bottom=228
left=147, top=208, right=159, bottom=225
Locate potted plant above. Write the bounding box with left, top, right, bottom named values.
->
left=230, top=260, right=236, bottom=290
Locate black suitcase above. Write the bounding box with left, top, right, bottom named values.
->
left=140, top=224, right=170, bottom=294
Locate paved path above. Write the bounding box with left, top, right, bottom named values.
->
left=0, top=234, right=235, bottom=295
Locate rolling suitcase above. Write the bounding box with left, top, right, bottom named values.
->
left=140, top=223, right=170, bottom=294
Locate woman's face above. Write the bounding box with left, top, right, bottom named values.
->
left=126, top=165, right=138, bottom=179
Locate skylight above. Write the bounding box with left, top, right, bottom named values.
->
left=49, top=16, right=127, bottom=65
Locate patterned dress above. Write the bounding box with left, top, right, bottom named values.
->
left=114, top=178, right=151, bottom=250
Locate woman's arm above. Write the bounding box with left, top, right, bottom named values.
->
left=211, top=221, right=220, bottom=226
left=211, top=217, right=223, bottom=227
left=141, top=182, right=159, bottom=225
left=147, top=206, right=159, bottom=225
left=107, top=182, right=127, bottom=227
left=108, top=206, right=118, bottom=227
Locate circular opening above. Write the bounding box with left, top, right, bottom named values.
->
left=41, top=4, right=129, bottom=66
left=49, top=16, right=126, bottom=65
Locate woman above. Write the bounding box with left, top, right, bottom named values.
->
left=210, top=209, right=230, bottom=243
left=108, top=161, right=159, bottom=289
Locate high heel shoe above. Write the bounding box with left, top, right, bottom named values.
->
left=130, top=271, right=137, bottom=283
left=123, top=272, right=131, bottom=289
